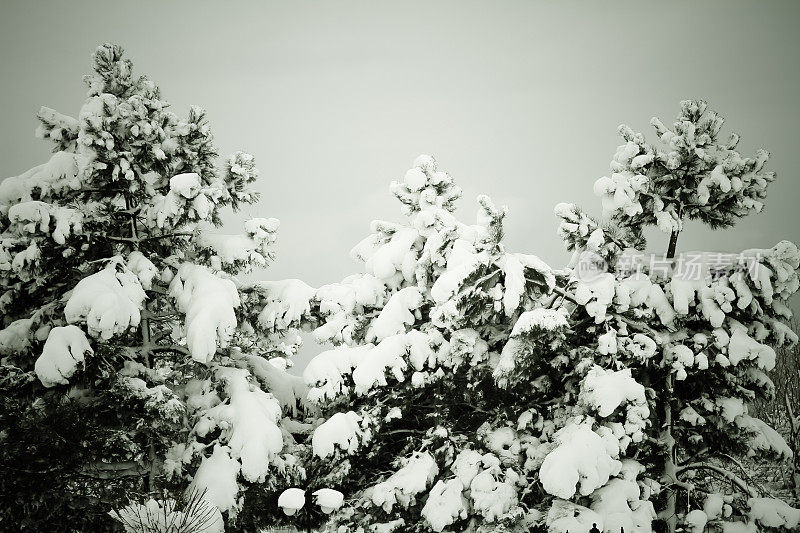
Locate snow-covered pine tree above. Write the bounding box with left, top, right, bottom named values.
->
left=0, top=44, right=312, bottom=531
left=299, top=155, right=557, bottom=531
left=517, top=100, right=799, bottom=532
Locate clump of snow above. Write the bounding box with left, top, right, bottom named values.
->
left=352, top=334, right=408, bottom=394
left=366, top=286, right=422, bottom=342
left=312, top=411, right=364, bottom=458
left=196, top=218, right=279, bottom=272
left=303, top=345, right=373, bottom=403
left=312, top=488, right=344, bottom=514
left=539, top=419, right=621, bottom=499
left=34, top=325, right=93, bottom=387
left=169, top=264, right=240, bottom=363
left=579, top=367, right=649, bottom=442
left=170, top=172, right=201, bottom=198
left=278, top=488, right=305, bottom=515
left=203, top=367, right=283, bottom=482
left=126, top=251, right=158, bottom=290
left=0, top=318, right=34, bottom=356
left=370, top=452, right=439, bottom=513
left=547, top=499, right=603, bottom=533
left=685, top=509, right=708, bottom=533
left=574, top=273, right=616, bottom=322
left=421, top=478, right=467, bottom=531
left=511, top=308, right=568, bottom=336
left=747, top=497, right=800, bottom=529
left=589, top=476, right=655, bottom=533
left=469, top=468, right=519, bottom=522
left=64, top=260, right=146, bottom=339
left=735, top=414, right=794, bottom=459
left=728, top=327, right=776, bottom=371
left=189, top=445, right=241, bottom=513
left=253, top=278, right=315, bottom=331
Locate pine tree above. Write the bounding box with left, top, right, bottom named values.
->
left=304, top=103, right=799, bottom=533
left=301, top=155, right=556, bottom=531
left=0, top=44, right=312, bottom=531
left=531, top=100, right=799, bottom=532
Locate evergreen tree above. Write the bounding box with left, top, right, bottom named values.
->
left=300, top=155, right=556, bottom=532
left=0, top=44, right=312, bottom=532
left=536, top=100, right=799, bottom=532
left=304, top=103, right=799, bottom=533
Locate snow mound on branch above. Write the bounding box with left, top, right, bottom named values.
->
left=188, top=445, right=240, bottom=513
left=0, top=151, right=84, bottom=212
left=589, top=476, right=655, bottom=533
left=366, top=286, right=422, bottom=342
left=579, top=366, right=649, bottom=441
left=169, top=264, right=240, bottom=363
left=353, top=333, right=409, bottom=394
left=209, top=367, right=283, bottom=482
left=240, top=353, right=307, bottom=415
left=469, top=468, right=519, bottom=522
left=0, top=318, right=34, bottom=356
left=278, top=488, right=305, bottom=515
left=252, top=278, right=315, bottom=331
left=539, top=420, right=622, bottom=499
left=421, top=478, right=467, bottom=531
left=430, top=239, right=484, bottom=304
left=494, top=308, right=567, bottom=382
left=546, top=499, right=603, bottom=533
left=511, top=308, right=568, bottom=336
left=728, top=327, right=776, bottom=371
left=64, top=261, right=146, bottom=339
left=304, top=345, right=373, bottom=403
left=735, top=414, right=794, bottom=459
left=126, top=251, right=157, bottom=290
left=370, top=452, right=438, bottom=513
left=312, top=488, right=343, bottom=514
left=312, top=411, right=364, bottom=458
left=196, top=218, right=279, bottom=271
left=747, top=497, right=800, bottom=529
left=170, top=173, right=201, bottom=198
left=34, top=325, right=93, bottom=387
left=361, top=226, right=419, bottom=280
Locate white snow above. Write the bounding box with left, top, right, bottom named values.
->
left=64, top=261, right=146, bottom=340
left=169, top=264, right=240, bottom=363
left=370, top=452, right=438, bottom=513
left=747, top=497, right=800, bottom=529
left=728, top=327, right=776, bottom=371
left=312, top=411, right=363, bottom=458
left=169, top=172, right=201, bottom=198
left=303, top=345, right=373, bottom=403
left=278, top=488, right=305, bottom=515
left=579, top=366, right=649, bottom=441
left=366, top=286, right=422, bottom=342
left=539, top=419, right=621, bottom=499
left=207, top=367, right=283, bottom=482
left=189, top=445, right=241, bottom=513
left=421, top=478, right=467, bottom=531
left=510, top=308, right=568, bottom=336
left=34, top=325, right=93, bottom=387
left=253, top=278, right=315, bottom=331
left=352, top=334, right=408, bottom=394
left=312, top=488, right=344, bottom=514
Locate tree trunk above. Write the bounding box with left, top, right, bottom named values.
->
left=661, top=230, right=680, bottom=533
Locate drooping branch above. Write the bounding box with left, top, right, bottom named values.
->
left=676, top=462, right=757, bottom=498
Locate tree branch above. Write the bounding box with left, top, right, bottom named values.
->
left=676, top=462, right=757, bottom=498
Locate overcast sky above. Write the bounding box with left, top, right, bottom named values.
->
left=2, top=1, right=799, bottom=367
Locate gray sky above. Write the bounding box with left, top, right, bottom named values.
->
left=2, top=1, right=799, bottom=366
